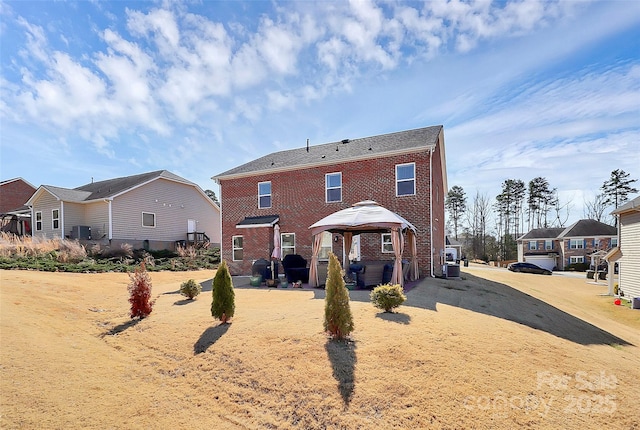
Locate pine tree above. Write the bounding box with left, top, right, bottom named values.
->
left=445, top=185, right=466, bottom=241
left=323, top=252, right=354, bottom=340
left=601, top=169, right=638, bottom=210
left=211, top=260, right=235, bottom=323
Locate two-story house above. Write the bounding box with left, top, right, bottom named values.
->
left=517, top=219, right=617, bottom=271
left=0, top=177, right=37, bottom=236
left=609, top=196, right=640, bottom=304
left=212, top=125, right=447, bottom=279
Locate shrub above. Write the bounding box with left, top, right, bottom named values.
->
left=211, top=260, right=235, bottom=323
left=614, top=283, right=619, bottom=295
left=370, top=283, right=407, bottom=312
left=127, top=262, right=153, bottom=319
left=323, top=252, right=354, bottom=340
left=565, top=262, right=589, bottom=272
left=180, top=279, right=202, bottom=300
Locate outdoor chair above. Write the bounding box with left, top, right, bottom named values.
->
left=282, top=254, right=310, bottom=283
left=252, top=258, right=279, bottom=282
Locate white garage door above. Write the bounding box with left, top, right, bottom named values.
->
left=524, top=255, right=556, bottom=271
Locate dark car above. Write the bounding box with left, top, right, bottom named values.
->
left=507, top=262, right=552, bottom=275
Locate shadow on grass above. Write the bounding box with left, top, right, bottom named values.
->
left=100, top=319, right=140, bottom=337
left=173, top=298, right=197, bottom=306
left=325, top=339, right=357, bottom=407
left=194, top=324, right=230, bottom=354
left=376, top=312, right=411, bottom=325
left=408, top=273, right=632, bottom=346
left=163, top=279, right=213, bottom=296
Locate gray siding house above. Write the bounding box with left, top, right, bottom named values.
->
left=611, top=196, right=640, bottom=304
left=26, top=170, right=220, bottom=250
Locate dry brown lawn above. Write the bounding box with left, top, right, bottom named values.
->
left=1, top=265, right=639, bottom=429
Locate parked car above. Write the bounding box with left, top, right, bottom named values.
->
left=507, top=262, right=552, bottom=275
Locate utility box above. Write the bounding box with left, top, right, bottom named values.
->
left=633, top=297, right=640, bottom=310
left=71, top=226, right=91, bottom=240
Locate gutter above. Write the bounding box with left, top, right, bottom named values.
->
left=430, top=147, right=434, bottom=278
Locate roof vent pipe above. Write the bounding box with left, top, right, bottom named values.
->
left=306, top=138, right=309, bottom=152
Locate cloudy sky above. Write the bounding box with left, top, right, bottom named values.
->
left=1, top=0, right=638, bottom=225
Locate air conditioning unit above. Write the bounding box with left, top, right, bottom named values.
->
left=71, top=225, right=91, bottom=240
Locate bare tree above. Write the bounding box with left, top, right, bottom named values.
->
left=583, top=193, right=609, bottom=223
left=464, top=191, right=492, bottom=261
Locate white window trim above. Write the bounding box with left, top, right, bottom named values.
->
left=569, top=238, right=584, bottom=249
left=611, top=237, right=618, bottom=248
left=570, top=256, right=584, bottom=264
left=142, top=212, right=156, bottom=228
left=325, top=172, right=342, bottom=203
left=232, top=235, right=243, bottom=261
left=281, top=232, right=296, bottom=257
left=381, top=233, right=393, bottom=253
left=529, top=241, right=537, bottom=250
left=545, top=240, right=553, bottom=250
left=51, top=209, right=60, bottom=230
left=318, top=231, right=332, bottom=261
left=258, top=181, right=272, bottom=209
left=35, top=211, right=42, bottom=231
left=395, top=162, right=416, bottom=197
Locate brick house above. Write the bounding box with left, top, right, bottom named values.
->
left=517, top=219, right=617, bottom=271
left=0, top=177, right=37, bottom=235
left=212, top=126, right=447, bottom=278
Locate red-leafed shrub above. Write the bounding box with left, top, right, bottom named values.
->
left=128, top=262, right=153, bottom=319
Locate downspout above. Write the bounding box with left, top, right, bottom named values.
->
left=60, top=201, right=65, bottom=239
left=430, top=147, right=434, bottom=278
left=106, top=199, right=113, bottom=241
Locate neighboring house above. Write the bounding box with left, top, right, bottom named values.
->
left=212, top=125, right=447, bottom=277
left=517, top=227, right=564, bottom=271
left=0, top=177, right=37, bottom=235
left=610, top=196, right=640, bottom=303
left=517, top=219, right=617, bottom=271
left=25, top=170, right=220, bottom=250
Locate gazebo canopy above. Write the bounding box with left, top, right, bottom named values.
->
left=309, top=200, right=416, bottom=236
left=308, top=201, right=419, bottom=287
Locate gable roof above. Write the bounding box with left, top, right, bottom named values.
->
left=611, top=195, right=640, bottom=215
left=212, top=125, right=443, bottom=180
left=26, top=170, right=209, bottom=207
left=558, top=219, right=617, bottom=238
left=518, top=228, right=564, bottom=241
left=0, top=177, right=37, bottom=189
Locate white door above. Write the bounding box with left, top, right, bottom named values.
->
left=188, top=219, right=196, bottom=233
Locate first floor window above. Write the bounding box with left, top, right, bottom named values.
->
left=35, top=211, right=42, bottom=231
left=52, top=209, right=60, bottom=230
left=232, top=236, right=243, bottom=261
left=396, top=163, right=416, bottom=196
left=570, top=256, right=584, bottom=264
left=545, top=240, right=553, bottom=250
left=529, top=241, right=537, bottom=250
left=569, top=239, right=583, bottom=249
left=318, top=231, right=332, bottom=260
left=281, top=233, right=295, bottom=257
left=258, top=181, right=272, bottom=209
left=142, top=212, right=156, bottom=228
left=381, top=233, right=393, bottom=253
left=326, top=172, right=342, bottom=203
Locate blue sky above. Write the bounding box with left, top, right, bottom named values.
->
left=1, top=0, right=638, bottom=227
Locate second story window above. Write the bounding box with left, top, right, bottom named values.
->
left=611, top=237, right=618, bottom=248
left=396, top=163, right=415, bottom=196
left=326, top=172, right=342, bottom=203
left=258, top=182, right=271, bottom=209
left=545, top=240, right=553, bottom=250
left=569, top=239, right=584, bottom=249
left=529, top=241, right=537, bottom=250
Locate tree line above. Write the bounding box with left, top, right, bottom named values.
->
left=445, top=169, right=638, bottom=262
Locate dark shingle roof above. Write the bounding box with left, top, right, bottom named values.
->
left=213, top=125, right=443, bottom=180
left=558, top=219, right=617, bottom=238
left=518, top=228, right=564, bottom=240
left=236, top=215, right=280, bottom=227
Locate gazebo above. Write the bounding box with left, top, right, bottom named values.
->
left=308, top=201, right=419, bottom=287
